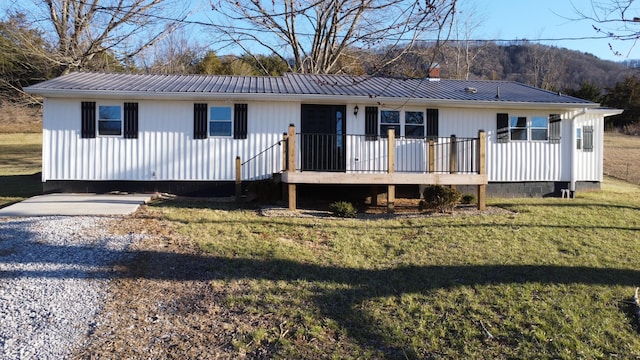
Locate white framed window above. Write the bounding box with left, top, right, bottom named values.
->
left=510, top=116, right=528, bottom=140
left=508, top=115, right=548, bottom=141
left=209, top=106, right=233, bottom=137
left=576, top=128, right=582, bottom=149
left=405, top=111, right=425, bottom=138
left=98, top=105, right=122, bottom=136
left=531, top=116, right=549, bottom=140
left=380, top=110, right=400, bottom=138
left=380, top=109, right=426, bottom=138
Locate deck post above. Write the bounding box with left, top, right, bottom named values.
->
left=287, top=124, right=297, bottom=211
left=235, top=156, right=242, bottom=202
left=449, top=134, right=457, bottom=190
left=428, top=138, right=435, bottom=173
left=387, top=128, right=395, bottom=213
left=282, top=132, right=288, bottom=172
left=477, top=130, right=486, bottom=210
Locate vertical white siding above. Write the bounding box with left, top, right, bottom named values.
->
left=440, top=108, right=562, bottom=182
left=574, top=111, right=604, bottom=182
left=43, top=99, right=298, bottom=182
left=42, top=99, right=604, bottom=184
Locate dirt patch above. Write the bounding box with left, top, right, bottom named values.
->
left=260, top=198, right=515, bottom=219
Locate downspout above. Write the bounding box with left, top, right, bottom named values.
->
left=569, top=108, right=587, bottom=192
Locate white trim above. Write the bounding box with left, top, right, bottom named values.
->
left=96, top=103, right=123, bottom=137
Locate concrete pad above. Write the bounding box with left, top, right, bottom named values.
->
left=0, top=193, right=154, bottom=217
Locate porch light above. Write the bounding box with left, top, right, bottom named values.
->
left=354, top=105, right=359, bottom=116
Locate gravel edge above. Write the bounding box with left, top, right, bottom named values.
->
left=0, top=216, right=143, bottom=359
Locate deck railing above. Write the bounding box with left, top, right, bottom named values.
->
left=293, top=133, right=480, bottom=174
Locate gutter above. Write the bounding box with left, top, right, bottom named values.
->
left=569, top=108, right=587, bottom=192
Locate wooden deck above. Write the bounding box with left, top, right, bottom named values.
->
left=279, top=125, right=488, bottom=213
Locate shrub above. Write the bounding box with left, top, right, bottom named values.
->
left=461, top=194, right=476, bottom=205
left=622, top=122, right=640, bottom=136
left=419, top=185, right=461, bottom=213
left=329, top=201, right=358, bottom=218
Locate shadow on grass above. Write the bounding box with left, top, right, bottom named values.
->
left=0, top=172, right=42, bottom=198
left=1, top=233, right=639, bottom=356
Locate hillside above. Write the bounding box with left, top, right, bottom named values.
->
left=366, top=42, right=636, bottom=93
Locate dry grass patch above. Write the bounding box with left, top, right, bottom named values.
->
left=604, top=132, right=640, bottom=185
left=0, top=103, right=42, bottom=133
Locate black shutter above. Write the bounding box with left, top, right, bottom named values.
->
left=194, top=103, right=208, bottom=139
left=234, top=103, right=248, bottom=139
left=426, top=108, right=439, bottom=138
left=81, top=101, right=96, bottom=138
left=123, top=102, right=138, bottom=139
left=583, top=125, right=594, bottom=152
left=548, top=114, right=561, bottom=144
left=365, top=106, right=378, bottom=141
left=496, top=113, right=509, bottom=143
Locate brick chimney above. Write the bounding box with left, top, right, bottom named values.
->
left=428, top=63, right=440, bottom=80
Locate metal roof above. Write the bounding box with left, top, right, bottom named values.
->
left=25, top=71, right=597, bottom=106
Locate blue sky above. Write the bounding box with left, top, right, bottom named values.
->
left=4, top=0, right=638, bottom=62
left=465, top=0, right=640, bottom=61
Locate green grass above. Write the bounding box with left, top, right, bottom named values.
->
left=149, top=181, right=640, bottom=359
left=0, top=133, right=42, bottom=206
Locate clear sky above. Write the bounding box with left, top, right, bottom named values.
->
left=464, top=0, right=640, bottom=61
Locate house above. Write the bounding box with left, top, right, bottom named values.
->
left=24, top=72, right=622, bottom=210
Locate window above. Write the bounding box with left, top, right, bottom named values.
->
left=510, top=116, right=528, bottom=140
left=405, top=111, right=424, bottom=138
left=531, top=116, right=548, bottom=140
left=98, top=105, right=122, bottom=136
left=380, top=110, right=400, bottom=138
left=210, top=106, right=232, bottom=137
left=497, top=113, right=550, bottom=142
left=576, top=128, right=582, bottom=149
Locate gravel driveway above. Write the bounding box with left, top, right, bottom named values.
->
left=0, top=216, right=142, bottom=359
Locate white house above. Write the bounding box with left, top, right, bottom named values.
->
left=25, top=72, right=622, bottom=204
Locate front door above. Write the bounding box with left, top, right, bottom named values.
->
left=301, top=104, right=346, bottom=171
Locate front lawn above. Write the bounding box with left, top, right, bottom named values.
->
left=0, top=133, right=42, bottom=207
left=85, top=179, right=640, bottom=359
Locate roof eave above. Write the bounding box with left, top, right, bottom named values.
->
left=24, top=88, right=600, bottom=110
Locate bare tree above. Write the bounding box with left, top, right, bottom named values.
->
left=446, top=2, right=485, bottom=80
left=572, top=0, right=640, bottom=57
left=139, top=28, right=205, bottom=74
left=208, top=0, right=458, bottom=74
left=4, top=0, right=189, bottom=74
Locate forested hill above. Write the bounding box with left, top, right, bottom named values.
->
left=370, top=42, right=637, bottom=93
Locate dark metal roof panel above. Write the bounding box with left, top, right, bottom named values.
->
left=25, top=72, right=596, bottom=105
